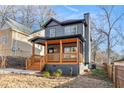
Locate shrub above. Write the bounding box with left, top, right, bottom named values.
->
left=56, top=69, right=62, bottom=75
left=54, top=69, right=62, bottom=77
left=54, top=72, right=61, bottom=77
left=42, top=71, right=50, bottom=78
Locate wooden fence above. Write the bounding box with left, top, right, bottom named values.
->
left=114, top=65, right=124, bottom=88
left=106, top=64, right=124, bottom=88
left=107, top=64, right=113, bottom=80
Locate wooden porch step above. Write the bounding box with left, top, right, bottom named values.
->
left=27, top=67, right=41, bottom=70
left=26, top=56, right=45, bottom=71
left=27, top=65, right=41, bottom=70
left=27, top=61, right=45, bottom=71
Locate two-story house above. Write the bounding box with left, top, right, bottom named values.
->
left=27, top=13, right=91, bottom=75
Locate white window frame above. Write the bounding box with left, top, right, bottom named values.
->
left=2, top=35, right=8, bottom=45
left=64, top=25, right=77, bottom=35
left=50, top=28, right=56, bottom=37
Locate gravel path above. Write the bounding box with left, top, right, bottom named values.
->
left=0, top=74, right=113, bottom=88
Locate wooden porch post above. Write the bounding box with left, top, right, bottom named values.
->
left=76, top=38, right=79, bottom=63
left=32, top=43, right=35, bottom=56
left=45, top=41, right=48, bottom=63
left=32, top=43, right=35, bottom=63
left=60, top=40, right=63, bottom=64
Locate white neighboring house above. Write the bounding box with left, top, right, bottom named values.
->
left=0, top=18, right=44, bottom=57
left=29, top=29, right=45, bottom=56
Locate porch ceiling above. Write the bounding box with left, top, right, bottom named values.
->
left=30, top=34, right=85, bottom=45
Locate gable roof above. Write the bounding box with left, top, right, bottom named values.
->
left=1, top=18, right=33, bottom=35
left=43, top=18, right=84, bottom=28
left=43, top=18, right=61, bottom=28
left=30, top=28, right=44, bottom=35
left=61, top=19, right=85, bottom=25
left=114, top=58, right=124, bottom=62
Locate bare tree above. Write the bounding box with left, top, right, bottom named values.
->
left=91, top=20, right=106, bottom=63
left=0, top=5, right=15, bottom=28
left=98, top=6, right=124, bottom=64
left=13, top=5, right=56, bottom=29
left=15, top=6, right=36, bottom=29
left=36, top=6, right=56, bottom=29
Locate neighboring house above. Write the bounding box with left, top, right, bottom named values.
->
left=30, top=29, right=45, bottom=38
left=0, top=18, right=44, bottom=68
left=27, top=13, right=91, bottom=76
left=113, top=58, right=124, bottom=66
left=29, top=29, right=45, bottom=55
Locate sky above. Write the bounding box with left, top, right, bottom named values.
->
left=53, top=5, right=100, bottom=20
left=51, top=5, right=124, bottom=54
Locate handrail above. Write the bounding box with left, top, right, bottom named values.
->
left=25, top=57, right=32, bottom=69
left=26, top=55, right=43, bottom=69
left=40, top=56, right=45, bottom=71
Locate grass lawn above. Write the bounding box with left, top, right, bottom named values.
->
left=91, top=68, right=113, bottom=87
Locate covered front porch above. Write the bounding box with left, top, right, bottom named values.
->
left=26, top=35, right=84, bottom=72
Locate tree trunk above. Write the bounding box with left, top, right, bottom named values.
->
left=107, top=35, right=111, bottom=64
left=93, top=51, right=96, bottom=63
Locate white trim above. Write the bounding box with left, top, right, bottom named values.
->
left=49, top=28, right=56, bottom=37
left=64, top=25, right=77, bottom=35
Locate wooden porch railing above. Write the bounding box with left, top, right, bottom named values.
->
left=26, top=55, right=45, bottom=70
left=46, top=52, right=84, bottom=63
left=26, top=53, right=84, bottom=69
left=47, top=53, right=60, bottom=62
left=62, top=53, right=77, bottom=62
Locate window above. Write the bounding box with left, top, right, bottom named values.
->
left=48, top=47, right=57, bottom=53
left=37, top=45, right=42, bottom=50
left=2, top=36, right=8, bottom=45
left=50, top=28, right=55, bottom=37
left=64, top=26, right=70, bottom=35
left=12, top=40, right=17, bottom=52
left=48, top=48, right=54, bottom=53
left=64, top=25, right=77, bottom=35
left=71, top=25, right=77, bottom=34
left=64, top=47, right=77, bottom=53
left=64, top=47, right=77, bottom=59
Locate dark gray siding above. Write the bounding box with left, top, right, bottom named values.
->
left=45, top=20, right=84, bottom=37
left=45, top=25, right=63, bottom=37
left=45, top=64, right=79, bottom=76
left=77, top=23, right=83, bottom=35
left=47, top=21, right=59, bottom=27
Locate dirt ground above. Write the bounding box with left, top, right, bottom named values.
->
left=0, top=74, right=113, bottom=88
left=57, top=75, right=113, bottom=88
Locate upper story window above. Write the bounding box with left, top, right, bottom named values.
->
left=64, top=25, right=77, bottom=35
left=0, top=35, right=8, bottom=45
left=50, top=28, right=56, bottom=37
